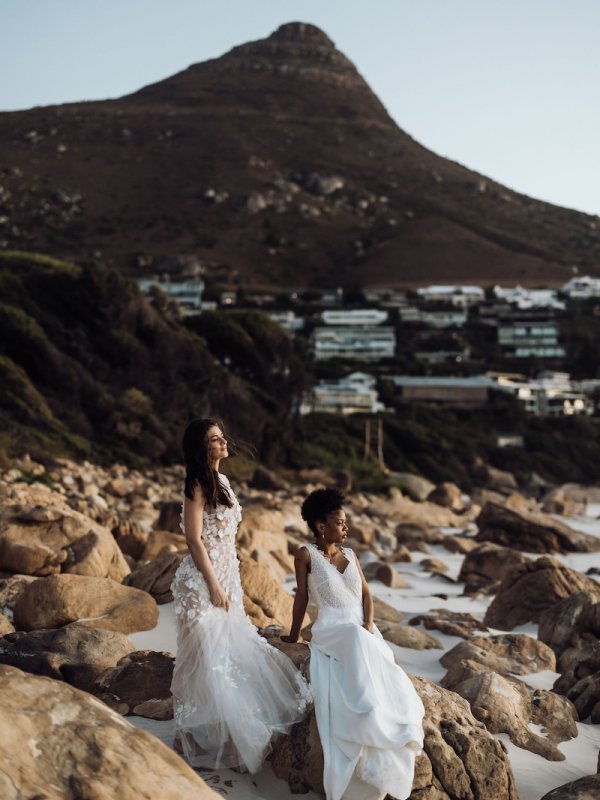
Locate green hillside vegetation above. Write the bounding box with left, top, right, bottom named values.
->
left=0, top=252, right=299, bottom=465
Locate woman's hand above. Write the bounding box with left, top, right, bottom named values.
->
left=280, top=634, right=300, bottom=644
left=362, top=622, right=373, bottom=634
left=209, top=583, right=230, bottom=611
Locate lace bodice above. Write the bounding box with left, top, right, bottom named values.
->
left=305, top=542, right=363, bottom=614
left=171, top=474, right=244, bottom=622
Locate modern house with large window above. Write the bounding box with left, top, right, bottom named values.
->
left=497, top=318, right=565, bottom=359
left=301, top=372, right=385, bottom=415
left=561, top=275, right=600, bottom=299
left=311, top=326, right=396, bottom=361
left=138, top=277, right=205, bottom=314
left=416, top=285, right=485, bottom=308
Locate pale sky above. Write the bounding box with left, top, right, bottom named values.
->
left=1, top=0, right=599, bottom=216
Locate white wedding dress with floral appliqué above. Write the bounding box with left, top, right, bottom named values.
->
left=170, top=474, right=311, bottom=773
left=305, top=542, right=424, bottom=800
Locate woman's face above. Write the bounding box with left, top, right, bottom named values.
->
left=205, top=425, right=228, bottom=464
left=317, top=508, right=348, bottom=544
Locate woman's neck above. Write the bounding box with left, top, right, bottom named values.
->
left=317, top=540, right=338, bottom=558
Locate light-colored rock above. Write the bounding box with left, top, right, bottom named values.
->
left=387, top=472, right=435, bottom=502
left=363, top=561, right=410, bottom=588
left=0, top=663, right=221, bottom=799
left=267, top=638, right=518, bottom=800
left=140, top=529, right=187, bottom=560
left=427, top=482, right=464, bottom=511
left=420, top=558, right=449, bottom=574
left=484, top=557, right=600, bottom=630
left=112, top=518, right=150, bottom=560
left=441, top=633, right=556, bottom=675
left=0, top=623, right=134, bottom=690
left=476, top=501, right=600, bottom=554
left=372, top=596, right=404, bottom=624
left=0, top=500, right=130, bottom=580
left=377, top=622, right=443, bottom=650
left=441, top=534, right=479, bottom=554
left=542, top=487, right=587, bottom=517
left=441, top=661, right=577, bottom=761
left=239, top=553, right=303, bottom=628
left=0, top=612, right=14, bottom=635
left=410, top=609, right=487, bottom=640
left=93, top=649, right=174, bottom=719
left=0, top=574, right=37, bottom=619
left=14, top=573, right=159, bottom=634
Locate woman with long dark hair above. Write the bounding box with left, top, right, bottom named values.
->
left=170, top=418, right=311, bottom=772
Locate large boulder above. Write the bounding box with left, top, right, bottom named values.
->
left=484, top=557, right=600, bottom=630
left=427, top=482, right=464, bottom=511
left=538, top=591, right=600, bottom=658
left=93, top=649, right=175, bottom=720
left=0, top=664, right=221, bottom=799
left=13, top=573, right=159, bottom=634
left=0, top=500, right=130, bottom=580
left=267, top=638, right=518, bottom=800
left=542, top=487, right=587, bottom=517
left=0, top=623, right=134, bottom=690
left=540, top=775, right=600, bottom=800
left=239, top=553, right=302, bottom=628
left=458, top=542, right=530, bottom=589
left=441, top=660, right=577, bottom=761
left=553, top=641, right=600, bottom=721
left=441, top=633, right=556, bottom=675
left=124, top=551, right=186, bottom=603
left=387, top=472, right=435, bottom=502
left=476, top=502, right=600, bottom=554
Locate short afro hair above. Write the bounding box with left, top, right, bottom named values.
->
left=301, top=488, right=345, bottom=537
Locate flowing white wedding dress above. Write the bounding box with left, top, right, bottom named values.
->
left=305, top=542, right=424, bottom=800
left=170, top=475, right=311, bottom=773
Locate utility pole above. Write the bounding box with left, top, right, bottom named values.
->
left=363, top=417, right=386, bottom=471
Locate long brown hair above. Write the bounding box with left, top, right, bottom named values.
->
left=182, top=418, right=233, bottom=507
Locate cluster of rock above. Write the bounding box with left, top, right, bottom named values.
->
left=1, top=456, right=600, bottom=797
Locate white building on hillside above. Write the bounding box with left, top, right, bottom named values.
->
left=267, top=311, right=304, bottom=332
left=416, top=285, right=485, bottom=308
left=497, top=318, right=565, bottom=358
left=492, top=372, right=592, bottom=416
left=493, top=285, right=565, bottom=310
left=138, top=277, right=204, bottom=313
left=321, top=309, right=389, bottom=326
left=301, top=372, right=385, bottom=415
left=561, top=275, right=600, bottom=299
left=312, top=326, right=396, bottom=361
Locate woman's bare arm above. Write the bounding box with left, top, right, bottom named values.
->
left=183, top=490, right=230, bottom=611
left=281, top=547, right=310, bottom=643
left=354, top=554, right=374, bottom=632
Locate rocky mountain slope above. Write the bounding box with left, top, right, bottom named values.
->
left=0, top=22, right=598, bottom=288
left=0, top=251, right=305, bottom=464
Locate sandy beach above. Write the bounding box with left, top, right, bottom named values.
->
left=129, top=503, right=600, bottom=800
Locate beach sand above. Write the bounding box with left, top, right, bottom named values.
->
left=130, top=506, right=600, bottom=800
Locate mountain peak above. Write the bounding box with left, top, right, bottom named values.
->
left=208, top=20, right=362, bottom=90
left=267, top=22, right=335, bottom=47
